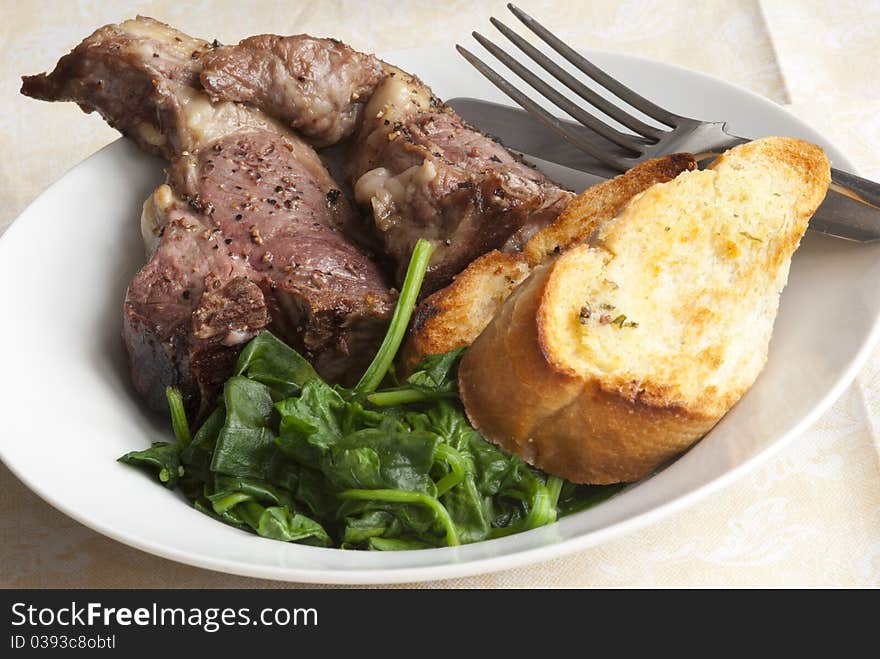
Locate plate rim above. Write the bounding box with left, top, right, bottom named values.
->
left=1, top=46, right=874, bottom=585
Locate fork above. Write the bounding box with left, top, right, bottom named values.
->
left=457, top=3, right=880, bottom=242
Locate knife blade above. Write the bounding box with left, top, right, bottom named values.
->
left=449, top=97, right=880, bottom=242
left=517, top=154, right=607, bottom=192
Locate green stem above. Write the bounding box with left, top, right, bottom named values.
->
left=434, top=443, right=468, bottom=496
left=356, top=239, right=435, bottom=394
left=366, top=388, right=455, bottom=407
left=165, top=386, right=192, bottom=447
left=546, top=476, right=564, bottom=511
left=521, top=482, right=557, bottom=530
left=337, top=488, right=460, bottom=547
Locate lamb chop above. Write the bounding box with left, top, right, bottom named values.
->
left=22, top=17, right=394, bottom=418
left=199, top=39, right=573, bottom=293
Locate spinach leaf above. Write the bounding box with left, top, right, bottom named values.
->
left=234, top=331, right=320, bottom=399
left=366, top=348, right=466, bottom=407
left=367, top=537, right=433, bottom=551
left=341, top=510, right=396, bottom=544
left=118, top=442, right=181, bottom=488
left=205, top=476, right=332, bottom=547
left=295, top=466, right=342, bottom=520
left=488, top=461, right=557, bottom=537
left=275, top=384, right=440, bottom=494
left=255, top=506, right=331, bottom=547
left=337, top=490, right=458, bottom=546
left=212, top=474, right=292, bottom=507
left=406, top=347, right=466, bottom=394
left=441, top=474, right=492, bottom=544
left=276, top=380, right=345, bottom=449
left=215, top=497, right=332, bottom=547
left=327, top=428, right=439, bottom=492
left=210, top=377, right=278, bottom=480
left=180, top=406, right=224, bottom=483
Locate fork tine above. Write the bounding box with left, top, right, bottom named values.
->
left=489, top=17, right=664, bottom=141
left=508, top=3, right=681, bottom=127
left=456, top=45, right=634, bottom=171
left=471, top=31, right=644, bottom=154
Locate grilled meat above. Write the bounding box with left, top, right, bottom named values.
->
left=22, top=17, right=394, bottom=418
left=199, top=41, right=573, bottom=293
left=20, top=17, right=273, bottom=158
left=201, top=34, right=386, bottom=146
left=349, top=70, right=573, bottom=291
left=21, top=18, right=573, bottom=415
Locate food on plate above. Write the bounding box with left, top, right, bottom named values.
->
left=346, top=67, right=572, bottom=292
left=199, top=36, right=573, bottom=293
left=401, top=153, right=698, bottom=372
left=201, top=35, right=386, bottom=146
left=119, top=241, right=621, bottom=549
left=459, top=137, right=831, bottom=484
left=22, top=17, right=572, bottom=416
left=20, top=16, right=832, bottom=548
left=22, top=18, right=395, bottom=418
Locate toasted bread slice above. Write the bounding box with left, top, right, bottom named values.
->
left=401, top=250, right=531, bottom=372
left=401, top=154, right=697, bottom=372
left=458, top=137, right=831, bottom=484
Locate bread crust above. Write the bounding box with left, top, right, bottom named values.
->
left=523, top=152, right=697, bottom=265
left=458, top=256, right=720, bottom=484
left=459, top=137, right=831, bottom=484
left=400, top=250, right=530, bottom=373
left=402, top=154, right=697, bottom=371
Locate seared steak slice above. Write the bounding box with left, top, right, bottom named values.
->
left=124, top=193, right=267, bottom=413
left=198, top=37, right=572, bottom=293
left=167, top=130, right=393, bottom=388
left=350, top=71, right=573, bottom=291
left=22, top=18, right=394, bottom=417
left=201, top=35, right=386, bottom=146
left=129, top=130, right=392, bottom=417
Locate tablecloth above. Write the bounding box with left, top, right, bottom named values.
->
left=1, top=0, right=878, bottom=588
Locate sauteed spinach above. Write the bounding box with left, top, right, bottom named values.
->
left=120, top=240, right=621, bottom=549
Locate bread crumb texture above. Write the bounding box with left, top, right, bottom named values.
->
left=402, top=153, right=697, bottom=370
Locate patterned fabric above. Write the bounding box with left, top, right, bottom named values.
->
left=1, top=0, right=878, bottom=587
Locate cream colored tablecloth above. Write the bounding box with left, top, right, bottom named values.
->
left=2, top=0, right=879, bottom=588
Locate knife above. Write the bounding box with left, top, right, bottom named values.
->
left=449, top=97, right=880, bottom=242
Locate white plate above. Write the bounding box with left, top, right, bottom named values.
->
left=2, top=47, right=878, bottom=584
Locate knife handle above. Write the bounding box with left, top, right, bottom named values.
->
left=830, top=167, right=880, bottom=210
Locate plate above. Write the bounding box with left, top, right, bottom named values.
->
left=2, top=46, right=878, bottom=584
